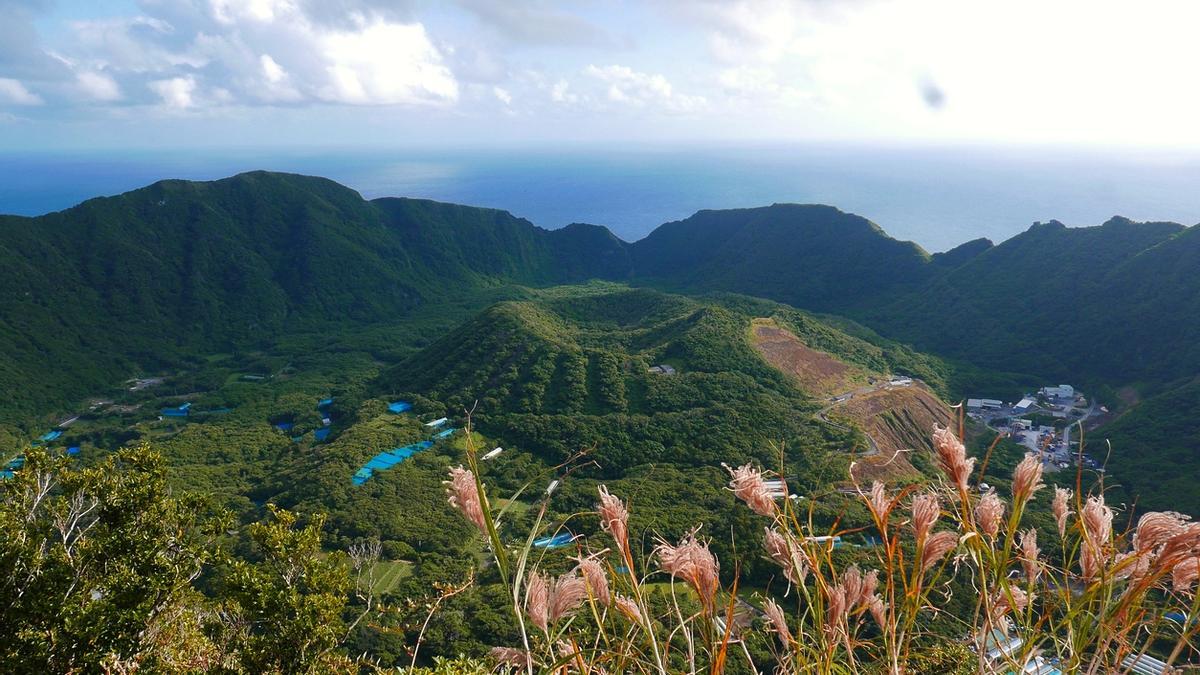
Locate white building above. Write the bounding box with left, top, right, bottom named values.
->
left=762, top=479, right=788, bottom=499
left=1121, top=653, right=1172, bottom=675
left=1014, top=397, right=1036, bottom=412
left=1041, top=384, right=1075, bottom=399
left=967, top=398, right=1003, bottom=410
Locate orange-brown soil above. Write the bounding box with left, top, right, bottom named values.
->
left=750, top=319, right=870, bottom=397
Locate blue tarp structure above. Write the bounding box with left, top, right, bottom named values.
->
left=274, top=422, right=294, bottom=431
left=1165, top=612, right=1197, bottom=625
left=314, top=428, right=331, bottom=442
left=162, top=402, right=191, bottom=417
left=533, top=533, right=574, bottom=549
left=3, top=456, right=24, bottom=479
left=67, top=446, right=80, bottom=456
left=433, top=428, right=456, bottom=440
left=352, top=440, right=435, bottom=485
left=387, top=401, right=413, bottom=414
left=317, top=398, right=334, bottom=409
left=40, top=430, right=63, bottom=441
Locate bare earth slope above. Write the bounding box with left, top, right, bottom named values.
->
left=751, top=319, right=953, bottom=483
left=835, top=385, right=953, bottom=457
left=750, top=318, right=873, bottom=397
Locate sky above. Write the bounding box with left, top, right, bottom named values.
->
left=2, top=0, right=1200, bottom=151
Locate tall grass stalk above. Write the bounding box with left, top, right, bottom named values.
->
left=436, top=421, right=1200, bottom=673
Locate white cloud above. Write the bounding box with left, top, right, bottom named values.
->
left=149, top=76, right=197, bottom=108
left=52, top=4, right=458, bottom=109
left=317, top=20, right=458, bottom=105
left=0, top=78, right=43, bottom=105
left=75, top=71, right=122, bottom=101
left=209, top=0, right=292, bottom=25
left=9, top=0, right=1200, bottom=146
left=256, top=53, right=302, bottom=102
left=70, top=16, right=204, bottom=73
left=454, top=0, right=615, bottom=47
left=550, top=79, right=575, bottom=103
left=584, top=65, right=704, bottom=112
left=260, top=54, right=285, bottom=83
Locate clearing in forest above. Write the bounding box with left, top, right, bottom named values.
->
left=749, top=318, right=872, bottom=397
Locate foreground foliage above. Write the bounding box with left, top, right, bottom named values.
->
left=0, top=444, right=365, bottom=673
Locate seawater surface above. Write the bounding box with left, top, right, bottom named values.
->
left=3, top=144, right=1199, bottom=252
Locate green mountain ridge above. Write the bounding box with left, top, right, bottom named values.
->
left=5, top=170, right=1200, bottom=513
left=0, top=172, right=941, bottom=423
left=629, top=204, right=937, bottom=311
left=854, top=216, right=1196, bottom=390
left=0, top=172, right=630, bottom=421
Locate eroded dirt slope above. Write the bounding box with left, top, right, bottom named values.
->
left=750, top=318, right=872, bottom=397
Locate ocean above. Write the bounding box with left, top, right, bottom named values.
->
left=3, top=144, right=1199, bottom=252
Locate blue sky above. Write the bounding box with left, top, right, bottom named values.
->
left=3, top=0, right=1200, bottom=151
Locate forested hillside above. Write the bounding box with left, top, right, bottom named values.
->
left=630, top=204, right=936, bottom=311
left=0, top=173, right=948, bottom=424
left=1098, top=379, right=1200, bottom=516
left=0, top=172, right=628, bottom=421
left=5, top=171, right=1200, bottom=523
left=378, top=287, right=946, bottom=478
left=856, top=217, right=1193, bottom=390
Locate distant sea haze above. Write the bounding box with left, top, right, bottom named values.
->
left=3, top=144, right=1199, bottom=252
